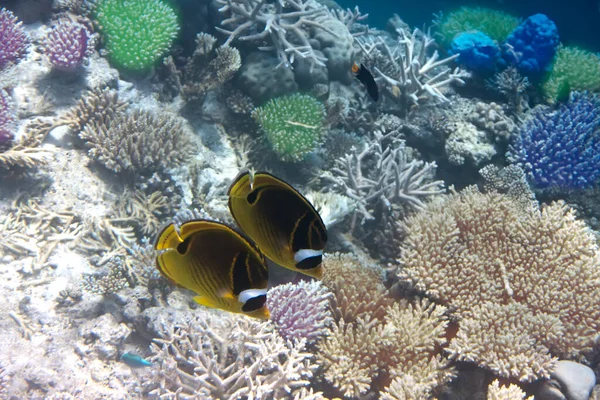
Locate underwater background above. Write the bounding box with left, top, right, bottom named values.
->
left=1, top=0, right=600, bottom=398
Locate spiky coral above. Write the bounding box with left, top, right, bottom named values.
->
left=43, top=18, right=93, bottom=71
left=542, top=46, right=600, bottom=103
left=267, top=280, right=334, bottom=345
left=95, top=0, right=179, bottom=71
left=436, top=7, right=520, bottom=45
left=0, top=8, right=30, bottom=69
left=147, top=311, right=317, bottom=398
left=397, top=187, right=600, bottom=381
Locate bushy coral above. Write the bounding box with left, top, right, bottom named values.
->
left=397, top=187, right=600, bottom=380
left=503, top=14, right=559, bottom=78
left=252, top=93, right=325, bottom=162
left=437, top=7, right=520, bottom=46
left=43, top=19, right=93, bottom=71
left=449, top=31, right=501, bottom=73
left=0, top=8, right=29, bottom=69
left=95, top=0, right=179, bottom=71
left=79, top=109, right=196, bottom=173
left=542, top=46, right=600, bottom=102
left=267, top=280, right=334, bottom=345
left=508, top=91, right=600, bottom=190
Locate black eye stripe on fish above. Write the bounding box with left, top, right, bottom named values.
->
left=176, top=236, right=192, bottom=254
left=241, top=294, right=267, bottom=312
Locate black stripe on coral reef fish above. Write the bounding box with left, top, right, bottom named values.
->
left=176, top=236, right=192, bottom=255
left=231, top=252, right=252, bottom=295
left=246, top=187, right=266, bottom=205
left=296, top=254, right=322, bottom=270
left=241, top=294, right=267, bottom=312
left=290, top=211, right=313, bottom=252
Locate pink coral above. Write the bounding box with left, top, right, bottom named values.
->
left=43, top=19, right=92, bottom=71
left=0, top=8, right=29, bottom=69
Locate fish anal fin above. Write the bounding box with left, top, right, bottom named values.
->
left=217, top=288, right=236, bottom=301
left=193, top=296, right=217, bottom=308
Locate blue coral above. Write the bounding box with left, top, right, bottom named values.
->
left=449, top=31, right=501, bottom=73
left=503, top=14, right=559, bottom=78
left=509, top=91, right=600, bottom=190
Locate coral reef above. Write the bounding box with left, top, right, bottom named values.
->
left=436, top=7, right=521, bottom=45
left=450, top=31, right=501, bottom=73
left=43, top=18, right=93, bottom=71
left=541, top=46, right=600, bottom=102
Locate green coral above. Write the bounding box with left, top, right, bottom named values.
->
left=252, top=93, right=326, bottom=162
left=95, top=0, right=179, bottom=71
left=542, top=45, right=600, bottom=103
left=437, top=7, right=520, bottom=46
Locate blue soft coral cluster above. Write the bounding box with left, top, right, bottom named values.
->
left=503, top=14, right=559, bottom=77
left=509, top=91, right=600, bottom=190
left=449, top=31, right=500, bottom=73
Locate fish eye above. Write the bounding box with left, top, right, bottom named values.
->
left=241, top=294, right=267, bottom=312
left=176, top=236, right=192, bottom=255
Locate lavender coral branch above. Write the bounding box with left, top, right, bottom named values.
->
left=216, top=0, right=338, bottom=68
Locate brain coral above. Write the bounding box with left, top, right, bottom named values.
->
left=397, top=187, right=600, bottom=381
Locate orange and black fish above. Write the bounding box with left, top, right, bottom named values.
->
left=227, top=171, right=327, bottom=279
left=352, top=62, right=379, bottom=102
left=155, top=219, right=270, bottom=320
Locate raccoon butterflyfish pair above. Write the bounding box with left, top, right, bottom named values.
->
left=352, top=62, right=379, bottom=102
left=154, top=171, right=327, bottom=320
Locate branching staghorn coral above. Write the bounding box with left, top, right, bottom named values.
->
left=116, top=189, right=169, bottom=237
left=80, top=109, right=196, bottom=174
left=357, top=27, right=469, bottom=113
left=323, top=128, right=444, bottom=223
left=0, top=123, right=54, bottom=170
left=397, top=187, right=600, bottom=381
left=215, top=0, right=338, bottom=68
left=487, top=380, right=532, bottom=400
left=267, top=280, right=334, bottom=345
left=0, top=197, right=83, bottom=271
left=147, top=311, right=317, bottom=399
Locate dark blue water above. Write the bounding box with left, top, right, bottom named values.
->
left=340, top=0, right=600, bottom=52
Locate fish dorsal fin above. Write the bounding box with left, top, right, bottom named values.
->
left=155, top=223, right=183, bottom=251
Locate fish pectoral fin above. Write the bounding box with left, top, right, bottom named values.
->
left=217, top=289, right=236, bottom=301
left=193, top=296, right=217, bottom=308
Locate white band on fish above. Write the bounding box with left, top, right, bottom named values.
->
left=239, top=288, right=267, bottom=304
left=294, top=249, right=323, bottom=263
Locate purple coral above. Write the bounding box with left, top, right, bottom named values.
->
left=0, top=89, right=15, bottom=149
left=43, top=20, right=92, bottom=71
left=267, top=280, right=333, bottom=344
left=0, top=8, right=30, bottom=69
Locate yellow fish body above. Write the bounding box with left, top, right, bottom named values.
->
left=227, top=171, right=327, bottom=279
left=154, top=220, right=270, bottom=320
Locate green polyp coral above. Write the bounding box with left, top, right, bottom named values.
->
left=95, top=0, right=179, bottom=71
left=252, top=93, right=326, bottom=162
left=437, top=7, right=520, bottom=45
left=542, top=45, right=600, bottom=103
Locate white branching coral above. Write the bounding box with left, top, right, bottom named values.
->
left=147, top=311, right=317, bottom=399
left=397, top=187, right=600, bottom=381
left=357, top=27, right=469, bottom=112
left=215, top=0, right=338, bottom=68
left=267, top=280, right=334, bottom=345
left=323, top=128, right=444, bottom=222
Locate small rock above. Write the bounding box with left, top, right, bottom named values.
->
left=552, top=360, right=596, bottom=400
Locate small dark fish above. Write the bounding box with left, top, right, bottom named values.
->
left=352, top=62, right=379, bottom=102
left=228, top=171, right=327, bottom=279
left=121, top=353, right=152, bottom=368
